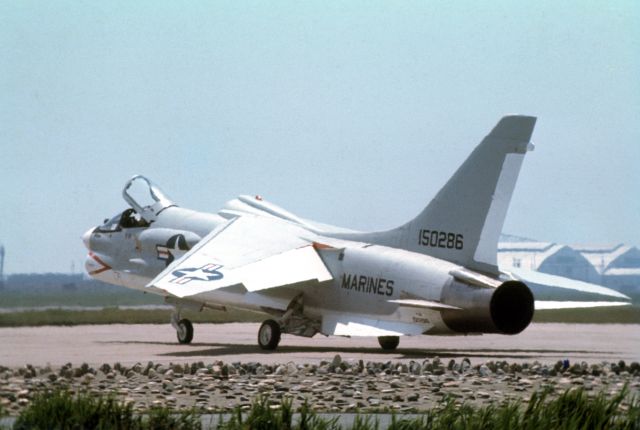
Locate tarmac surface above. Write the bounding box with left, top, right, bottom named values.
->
left=2, top=322, right=639, bottom=367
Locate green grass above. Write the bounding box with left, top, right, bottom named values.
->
left=1, top=305, right=638, bottom=328
left=0, top=307, right=263, bottom=327
left=13, top=387, right=640, bottom=430
left=218, top=397, right=341, bottom=430
left=13, top=390, right=201, bottom=430
left=0, top=290, right=165, bottom=308
left=533, top=305, right=640, bottom=324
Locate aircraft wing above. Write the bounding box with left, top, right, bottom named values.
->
left=147, top=216, right=333, bottom=299
left=502, top=267, right=632, bottom=310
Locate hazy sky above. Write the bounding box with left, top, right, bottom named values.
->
left=1, top=1, right=639, bottom=274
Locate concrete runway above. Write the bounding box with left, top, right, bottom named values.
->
left=1, top=323, right=638, bottom=368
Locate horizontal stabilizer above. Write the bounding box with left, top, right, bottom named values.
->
left=450, top=268, right=501, bottom=289
left=506, top=268, right=631, bottom=302
left=535, top=301, right=631, bottom=310
left=388, top=299, right=461, bottom=311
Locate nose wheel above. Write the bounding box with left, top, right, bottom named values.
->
left=258, top=319, right=281, bottom=350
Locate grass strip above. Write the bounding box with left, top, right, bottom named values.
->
left=0, top=291, right=166, bottom=308
left=0, top=308, right=262, bottom=327
left=1, top=306, right=639, bottom=327
left=13, top=390, right=200, bottom=430
left=14, top=387, right=639, bottom=430
left=533, top=305, right=640, bottom=324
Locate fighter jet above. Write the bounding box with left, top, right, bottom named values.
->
left=82, top=115, right=630, bottom=350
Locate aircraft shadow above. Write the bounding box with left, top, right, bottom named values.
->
left=100, top=340, right=610, bottom=360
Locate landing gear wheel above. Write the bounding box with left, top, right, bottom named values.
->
left=378, top=336, right=399, bottom=350
left=176, top=319, right=193, bottom=344
left=258, top=319, right=281, bottom=350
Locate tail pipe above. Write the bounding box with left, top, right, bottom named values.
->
left=441, top=280, right=534, bottom=334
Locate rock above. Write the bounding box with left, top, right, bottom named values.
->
left=409, top=361, right=422, bottom=375
left=221, top=364, right=230, bottom=377
left=331, top=354, right=342, bottom=369
left=461, top=358, right=471, bottom=373
left=447, top=359, right=456, bottom=370
left=286, top=362, right=298, bottom=375
left=478, top=365, right=491, bottom=377
left=389, top=379, right=403, bottom=388
left=569, top=364, right=585, bottom=375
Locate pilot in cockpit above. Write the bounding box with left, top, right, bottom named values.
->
left=119, top=208, right=150, bottom=229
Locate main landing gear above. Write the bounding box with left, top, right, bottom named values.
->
left=258, top=319, right=281, bottom=350
left=378, top=336, right=400, bottom=350
left=176, top=319, right=194, bottom=344
left=171, top=308, right=193, bottom=344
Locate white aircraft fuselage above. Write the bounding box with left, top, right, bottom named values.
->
left=82, top=115, right=628, bottom=350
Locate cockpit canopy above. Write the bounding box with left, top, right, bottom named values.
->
left=97, top=208, right=150, bottom=232
left=122, top=175, right=176, bottom=223
left=96, top=176, right=177, bottom=232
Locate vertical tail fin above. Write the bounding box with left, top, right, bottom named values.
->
left=340, top=115, right=537, bottom=274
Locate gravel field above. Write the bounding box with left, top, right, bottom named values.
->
left=1, top=323, right=639, bottom=415
left=1, top=356, right=639, bottom=416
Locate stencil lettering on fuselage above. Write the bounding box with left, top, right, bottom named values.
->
left=341, top=273, right=394, bottom=296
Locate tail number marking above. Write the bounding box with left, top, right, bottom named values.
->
left=419, top=229, right=463, bottom=250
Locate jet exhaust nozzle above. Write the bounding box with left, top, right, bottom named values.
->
left=441, top=280, right=534, bottom=335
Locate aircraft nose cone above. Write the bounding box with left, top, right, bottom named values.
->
left=82, top=228, right=94, bottom=250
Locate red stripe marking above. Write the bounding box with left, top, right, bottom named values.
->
left=88, top=252, right=111, bottom=275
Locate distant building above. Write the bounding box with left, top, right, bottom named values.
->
left=574, top=244, right=640, bottom=294
left=497, top=235, right=640, bottom=297
left=497, top=241, right=600, bottom=283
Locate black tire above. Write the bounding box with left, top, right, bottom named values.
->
left=258, top=319, right=281, bottom=350
left=176, top=319, right=193, bottom=344
left=378, top=336, right=399, bottom=350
